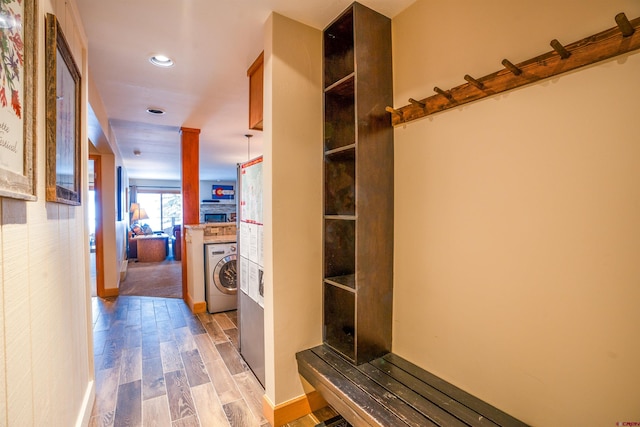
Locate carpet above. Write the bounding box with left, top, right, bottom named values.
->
left=120, top=259, right=182, bottom=298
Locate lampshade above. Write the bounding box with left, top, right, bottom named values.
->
left=130, top=203, right=149, bottom=222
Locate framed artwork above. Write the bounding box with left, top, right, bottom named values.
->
left=0, top=0, right=37, bottom=200
left=45, top=13, right=81, bottom=205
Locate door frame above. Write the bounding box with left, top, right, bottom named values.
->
left=89, top=154, right=106, bottom=297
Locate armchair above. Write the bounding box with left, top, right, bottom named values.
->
left=128, top=231, right=138, bottom=259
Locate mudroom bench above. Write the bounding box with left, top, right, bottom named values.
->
left=296, top=345, right=529, bottom=427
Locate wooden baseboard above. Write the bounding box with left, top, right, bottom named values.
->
left=184, top=292, right=207, bottom=314
left=120, top=260, right=128, bottom=281
left=263, top=391, right=328, bottom=427
left=102, top=288, right=119, bottom=297
left=192, top=301, right=206, bottom=313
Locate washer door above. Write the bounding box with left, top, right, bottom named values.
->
left=213, top=254, right=237, bottom=295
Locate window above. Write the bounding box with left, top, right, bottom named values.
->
left=137, top=192, right=182, bottom=233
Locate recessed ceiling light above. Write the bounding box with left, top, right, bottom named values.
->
left=149, top=54, right=174, bottom=67
left=146, top=107, right=166, bottom=115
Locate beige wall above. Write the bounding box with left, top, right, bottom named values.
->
left=392, top=1, right=640, bottom=425
left=0, top=0, right=94, bottom=425
left=88, top=75, right=127, bottom=293
left=263, top=13, right=323, bottom=406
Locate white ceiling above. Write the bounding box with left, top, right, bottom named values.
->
left=76, top=0, right=415, bottom=182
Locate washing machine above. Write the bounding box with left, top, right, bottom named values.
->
left=205, top=242, right=237, bottom=313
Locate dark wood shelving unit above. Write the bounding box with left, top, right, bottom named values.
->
left=322, top=2, right=394, bottom=364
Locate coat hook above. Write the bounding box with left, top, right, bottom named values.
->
left=385, top=106, right=402, bottom=118
left=408, top=98, right=426, bottom=108
left=433, top=86, right=453, bottom=100
left=501, top=59, right=522, bottom=76
left=463, top=74, right=484, bottom=89
left=615, top=12, right=635, bottom=37
left=550, top=39, right=571, bottom=59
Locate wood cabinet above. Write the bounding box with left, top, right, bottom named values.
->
left=247, top=51, right=264, bottom=131
left=322, top=2, right=393, bottom=364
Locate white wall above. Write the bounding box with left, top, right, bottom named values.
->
left=199, top=180, right=236, bottom=203
left=392, top=1, right=640, bottom=425
left=263, top=13, right=323, bottom=406
left=0, top=0, right=94, bottom=424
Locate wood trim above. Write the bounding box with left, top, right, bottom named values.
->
left=192, top=301, right=206, bottom=313
left=102, top=287, right=119, bottom=297
left=389, top=13, right=640, bottom=126
left=184, top=291, right=194, bottom=311
left=247, top=51, right=264, bottom=76
left=262, top=391, right=328, bottom=427
left=184, top=291, right=207, bottom=314
left=89, top=155, right=106, bottom=298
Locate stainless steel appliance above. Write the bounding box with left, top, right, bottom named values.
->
left=237, top=156, right=265, bottom=386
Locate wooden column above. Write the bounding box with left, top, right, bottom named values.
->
left=180, top=127, right=200, bottom=307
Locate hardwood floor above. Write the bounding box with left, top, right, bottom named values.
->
left=90, top=296, right=337, bottom=427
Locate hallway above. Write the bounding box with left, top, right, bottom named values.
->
left=90, top=296, right=267, bottom=426
left=89, top=296, right=338, bottom=426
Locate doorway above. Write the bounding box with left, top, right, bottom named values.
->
left=122, top=189, right=183, bottom=298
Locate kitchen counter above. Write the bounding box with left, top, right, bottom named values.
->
left=184, top=223, right=226, bottom=230
left=203, top=235, right=237, bottom=244
left=185, top=223, right=237, bottom=240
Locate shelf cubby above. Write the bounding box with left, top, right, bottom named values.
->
left=324, top=218, right=355, bottom=285
left=324, top=147, right=355, bottom=216
left=324, top=7, right=354, bottom=87
left=324, top=77, right=355, bottom=151
left=323, top=283, right=355, bottom=360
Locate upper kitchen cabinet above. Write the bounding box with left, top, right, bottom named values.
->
left=247, top=51, right=264, bottom=131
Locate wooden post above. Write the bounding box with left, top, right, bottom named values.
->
left=550, top=39, right=571, bottom=59
left=615, top=12, right=635, bottom=37
left=501, top=59, right=522, bottom=76
left=180, top=127, right=200, bottom=304
left=433, top=86, right=453, bottom=100
left=463, top=74, right=484, bottom=89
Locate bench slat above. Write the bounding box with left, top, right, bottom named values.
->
left=356, top=362, right=471, bottom=427
left=371, top=358, right=499, bottom=427
left=382, top=354, right=528, bottom=427
left=312, top=346, right=439, bottom=427
left=297, top=348, right=409, bottom=427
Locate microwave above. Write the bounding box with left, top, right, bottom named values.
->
left=204, top=213, right=227, bottom=223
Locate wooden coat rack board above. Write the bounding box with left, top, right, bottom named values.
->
left=386, top=12, right=640, bottom=127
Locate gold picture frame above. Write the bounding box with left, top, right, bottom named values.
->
left=0, top=0, right=37, bottom=200
left=45, top=13, right=81, bottom=205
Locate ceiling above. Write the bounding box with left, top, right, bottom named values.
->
left=76, top=0, right=415, bottom=182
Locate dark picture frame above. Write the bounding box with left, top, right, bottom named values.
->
left=117, top=166, right=124, bottom=220
left=0, top=0, right=37, bottom=200
left=45, top=13, right=81, bottom=205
